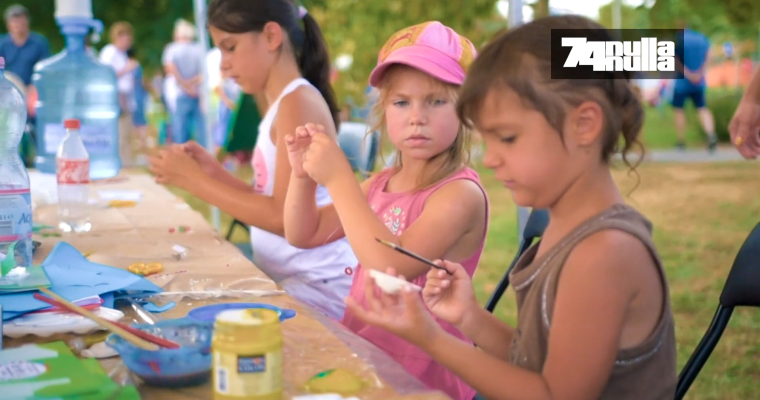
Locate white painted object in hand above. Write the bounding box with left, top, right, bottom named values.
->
left=368, top=269, right=422, bottom=295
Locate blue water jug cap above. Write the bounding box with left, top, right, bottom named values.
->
left=56, top=16, right=103, bottom=36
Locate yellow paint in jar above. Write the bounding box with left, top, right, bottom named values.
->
left=212, top=308, right=282, bottom=400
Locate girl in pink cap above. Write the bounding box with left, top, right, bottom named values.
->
left=283, top=21, right=489, bottom=400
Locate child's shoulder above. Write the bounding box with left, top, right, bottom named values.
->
left=561, top=206, right=660, bottom=289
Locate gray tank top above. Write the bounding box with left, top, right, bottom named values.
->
left=508, top=204, right=677, bottom=400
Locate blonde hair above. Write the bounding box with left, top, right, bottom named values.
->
left=369, top=65, right=472, bottom=191
left=174, top=19, right=196, bottom=40
left=109, top=22, right=133, bottom=43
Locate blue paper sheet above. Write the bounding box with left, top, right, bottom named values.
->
left=0, top=242, right=162, bottom=320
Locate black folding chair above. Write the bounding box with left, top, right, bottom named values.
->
left=675, top=221, right=760, bottom=399
left=485, top=208, right=550, bottom=313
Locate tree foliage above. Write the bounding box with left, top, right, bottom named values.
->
left=4, top=0, right=756, bottom=104
left=5, top=0, right=501, bottom=104
left=1, top=0, right=194, bottom=75
left=649, top=0, right=760, bottom=41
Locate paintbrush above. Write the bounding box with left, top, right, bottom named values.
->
left=375, top=238, right=452, bottom=275
left=39, top=287, right=159, bottom=351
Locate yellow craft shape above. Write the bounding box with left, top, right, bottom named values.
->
left=109, top=200, right=137, bottom=208
left=127, top=262, right=163, bottom=276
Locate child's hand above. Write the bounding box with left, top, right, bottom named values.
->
left=345, top=268, right=444, bottom=347
left=149, top=146, right=205, bottom=189
left=181, top=141, right=222, bottom=176
left=423, top=261, right=479, bottom=328
left=285, top=126, right=313, bottom=179
left=301, top=123, right=352, bottom=188
left=729, top=98, right=760, bottom=159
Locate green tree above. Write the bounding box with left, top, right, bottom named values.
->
left=598, top=2, right=649, bottom=29
left=531, top=0, right=550, bottom=19
left=649, top=0, right=759, bottom=40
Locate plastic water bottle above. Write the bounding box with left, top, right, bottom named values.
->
left=33, top=5, right=121, bottom=180
left=56, top=118, right=91, bottom=233
left=0, top=57, right=33, bottom=268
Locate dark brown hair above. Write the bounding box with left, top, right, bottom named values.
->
left=208, top=0, right=340, bottom=130
left=457, top=15, right=644, bottom=174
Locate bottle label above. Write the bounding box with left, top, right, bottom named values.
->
left=44, top=123, right=115, bottom=155
left=213, top=350, right=282, bottom=396
left=0, top=189, right=32, bottom=243
left=57, top=159, right=90, bottom=184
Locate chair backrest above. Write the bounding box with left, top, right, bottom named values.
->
left=338, top=122, right=379, bottom=176
left=485, top=209, right=550, bottom=312
left=676, top=221, right=760, bottom=400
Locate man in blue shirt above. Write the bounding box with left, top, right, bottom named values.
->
left=672, top=22, right=717, bottom=152
left=0, top=5, right=50, bottom=90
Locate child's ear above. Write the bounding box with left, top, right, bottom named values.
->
left=262, top=22, right=284, bottom=52
left=569, top=101, right=604, bottom=147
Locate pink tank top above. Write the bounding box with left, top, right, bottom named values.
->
left=341, top=167, right=489, bottom=400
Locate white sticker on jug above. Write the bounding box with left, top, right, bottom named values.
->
left=44, top=123, right=115, bottom=155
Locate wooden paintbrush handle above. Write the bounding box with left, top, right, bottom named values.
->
left=39, top=288, right=159, bottom=351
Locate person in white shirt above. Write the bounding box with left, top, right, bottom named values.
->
left=99, top=22, right=137, bottom=114
left=99, top=21, right=139, bottom=166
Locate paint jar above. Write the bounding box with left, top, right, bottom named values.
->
left=212, top=308, right=282, bottom=400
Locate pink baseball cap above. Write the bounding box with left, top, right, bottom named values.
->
left=369, top=21, right=477, bottom=88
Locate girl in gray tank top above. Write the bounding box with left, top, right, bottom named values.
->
left=342, top=15, right=677, bottom=400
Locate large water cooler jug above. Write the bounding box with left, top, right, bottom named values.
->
left=33, top=1, right=121, bottom=180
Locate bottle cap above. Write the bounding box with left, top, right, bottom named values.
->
left=64, top=119, right=81, bottom=129
left=0, top=57, right=4, bottom=69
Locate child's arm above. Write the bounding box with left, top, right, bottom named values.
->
left=283, top=173, right=377, bottom=249
left=349, top=230, right=654, bottom=400
left=458, top=306, right=515, bottom=361
left=296, top=126, right=485, bottom=279
left=151, top=90, right=333, bottom=237
left=329, top=172, right=485, bottom=279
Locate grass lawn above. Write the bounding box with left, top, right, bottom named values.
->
left=641, top=104, right=719, bottom=150
left=164, top=159, right=759, bottom=400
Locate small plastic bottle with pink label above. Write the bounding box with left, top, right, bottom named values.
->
left=56, top=118, right=91, bottom=233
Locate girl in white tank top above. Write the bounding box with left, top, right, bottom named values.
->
left=149, top=0, right=356, bottom=319
left=250, top=78, right=357, bottom=319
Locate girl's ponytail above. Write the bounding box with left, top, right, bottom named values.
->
left=298, top=12, right=340, bottom=130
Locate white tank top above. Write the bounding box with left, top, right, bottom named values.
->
left=249, top=78, right=358, bottom=283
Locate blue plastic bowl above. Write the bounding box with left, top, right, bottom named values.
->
left=106, top=318, right=214, bottom=387
left=186, top=302, right=296, bottom=323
